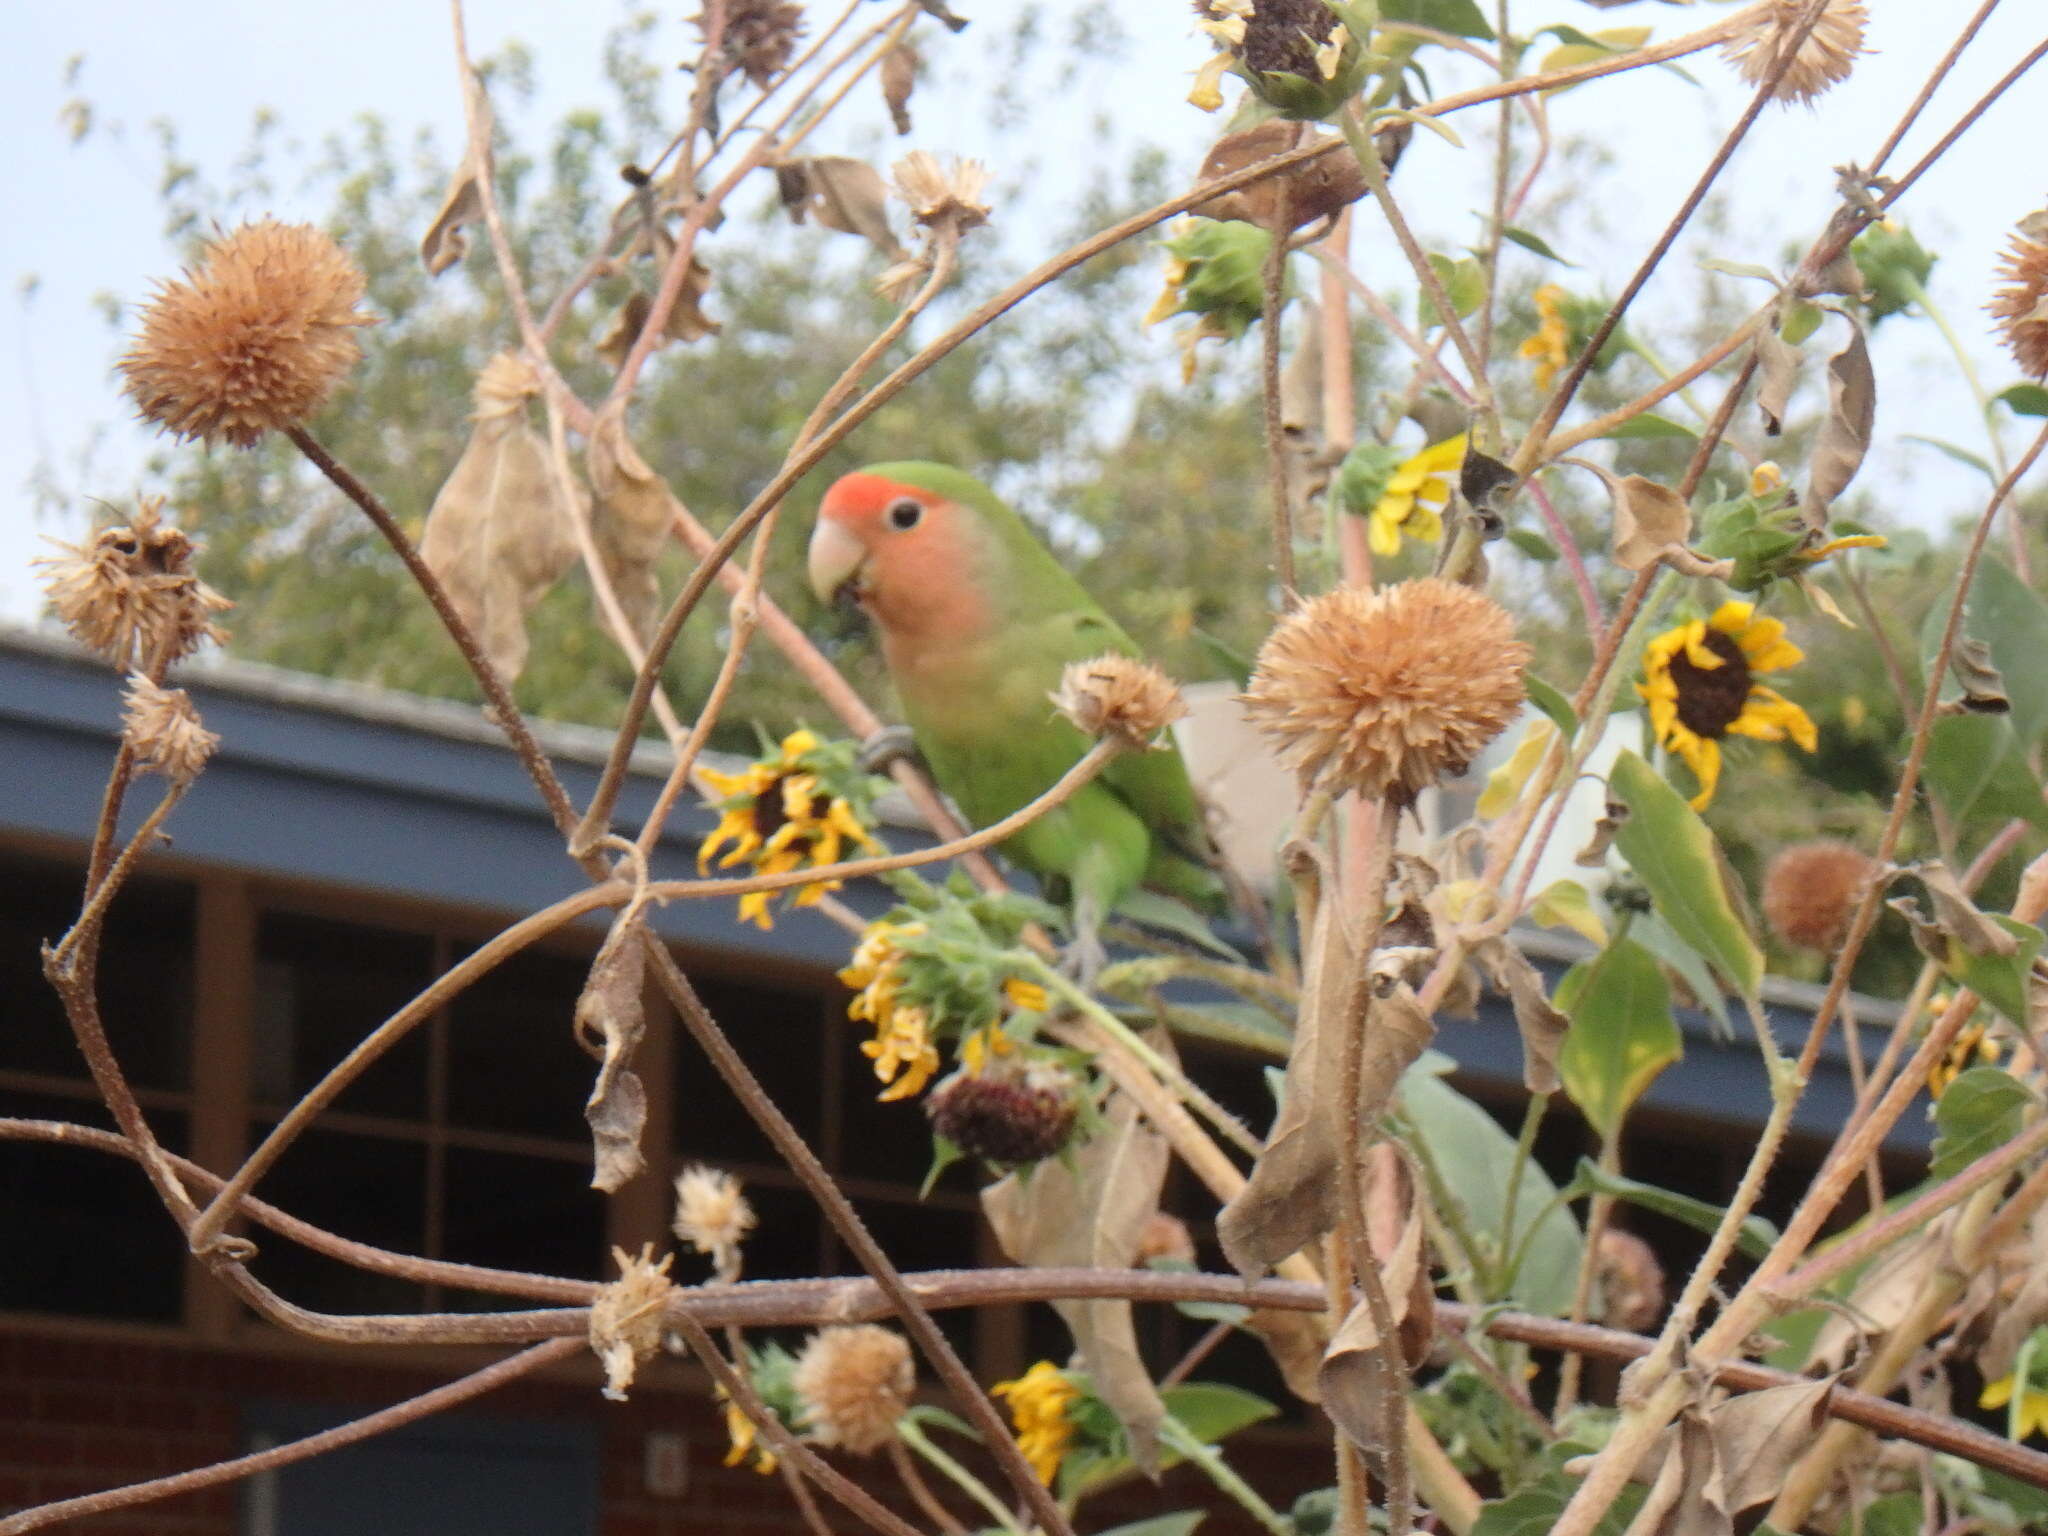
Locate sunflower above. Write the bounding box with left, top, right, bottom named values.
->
left=1368, top=434, right=1467, bottom=557
left=1928, top=1015, right=2000, bottom=1099
left=719, top=1391, right=779, bottom=1475
left=991, top=1360, right=1081, bottom=1485
left=861, top=1005, right=942, bottom=1102
left=1638, top=601, right=1816, bottom=809
left=1518, top=284, right=1571, bottom=389
left=698, top=730, right=878, bottom=928
left=1982, top=1361, right=2048, bottom=1443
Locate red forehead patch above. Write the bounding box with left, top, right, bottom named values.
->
left=822, top=471, right=929, bottom=524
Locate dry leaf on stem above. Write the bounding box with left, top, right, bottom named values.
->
left=418, top=354, right=581, bottom=683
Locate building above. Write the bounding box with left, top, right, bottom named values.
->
left=0, top=627, right=1926, bottom=1533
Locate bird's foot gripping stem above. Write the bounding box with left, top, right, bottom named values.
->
left=857, top=724, right=922, bottom=775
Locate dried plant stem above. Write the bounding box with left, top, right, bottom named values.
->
left=50, top=785, right=185, bottom=967
left=1877, top=34, right=2048, bottom=218
left=1027, top=956, right=1263, bottom=1159
left=669, top=1309, right=928, bottom=1536
left=888, top=1436, right=970, bottom=1536
left=1262, top=191, right=1297, bottom=602
left=1768, top=1182, right=2008, bottom=1530
left=0, top=1339, right=582, bottom=1535
left=897, top=1417, right=1025, bottom=1536
left=186, top=881, right=626, bottom=1256
left=0, top=1118, right=590, bottom=1303
left=1868, top=0, right=2003, bottom=177
left=1540, top=310, right=1768, bottom=462
left=1340, top=107, right=1495, bottom=432
left=646, top=944, right=1078, bottom=1536
left=1550, top=1141, right=1616, bottom=1421
left=1523, top=478, right=1601, bottom=642
left=1513, top=0, right=1830, bottom=476
left=1314, top=252, right=1474, bottom=407
left=647, top=739, right=1118, bottom=907
left=285, top=426, right=580, bottom=839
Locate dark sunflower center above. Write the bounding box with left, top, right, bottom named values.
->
left=750, top=771, right=818, bottom=840
left=1240, top=0, right=1327, bottom=76
left=1669, top=629, right=1753, bottom=739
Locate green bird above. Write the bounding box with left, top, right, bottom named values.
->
left=807, top=462, right=1223, bottom=972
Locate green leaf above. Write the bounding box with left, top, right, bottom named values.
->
left=1114, top=889, right=1244, bottom=960
left=1779, top=301, right=1824, bottom=346
left=1092, top=1516, right=1207, bottom=1536
left=1507, top=526, right=1559, bottom=561
left=1698, top=256, right=1781, bottom=286
left=1422, top=252, right=1485, bottom=324
left=1146, top=1256, right=1251, bottom=1324
left=1931, top=1066, right=2032, bottom=1180
left=1631, top=908, right=1734, bottom=1036
left=1922, top=715, right=2048, bottom=834
left=1995, top=381, right=2048, bottom=418
left=1607, top=750, right=1764, bottom=1000
left=1502, top=225, right=1574, bottom=266
left=1964, top=554, right=2048, bottom=749
left=1381, top=0, right=1496, bottom=41
left=1902, top=433, right=1995, bottom=480
left=1398, top=1064, right=1584, bottom=1314
left=1857, top=1494, right=1923, bottom=1536
left=1572, top=1157, right=1777, bottom=1259
left=1057, top=1381, right=1275, bottom=1500
left=1524, top=673, right=1578, bottom=734
left=1601, top=412, right=1697, bottom=442
left=1555, top=937, right=1682, bottom=1143
left=901, top=1403, right=982, bottom=1441
left=1943, top=915, right=2046, bottom=1027
left=1530, top=879, right=1608, bottom=947
left=1193, top=627, right=1253, bottom=690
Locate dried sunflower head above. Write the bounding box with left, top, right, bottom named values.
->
left=1991, top=209, right=2048, bottom=381
left=791, top=1324, right=914, bottom=1454
left=38, top=498, right=230, bottom=668
left=1721, top=0, right=1868, bottom=107
left=711, top=0, right=807, bottom=89
left=1050, top=654, right=1187, bottom=749
left=120, top=675, right=219, bottom=787
left=1242, top=578, right=1530, bottom=805
left=672, top=1164, right=756, bottom=1281
left=119, top=219, right=373, bottom=447
left=1763, top=839, right=1874, bottom=952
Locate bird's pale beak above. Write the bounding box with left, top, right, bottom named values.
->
left=807, top=517, right=868, bottom=606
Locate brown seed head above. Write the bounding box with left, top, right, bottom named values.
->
left=119, top=219, right=373, bottom=447
left=892, top=150, right=991, bottom=234
left=38, top=498, right=231, bottom=668
left=121, top=675, right=220, bottom=787
left=1990, top=211, right=2048, bottom=381
left=791, top=1324, right=914, bottom=1454
left=925, top=1061, right=1079, bottom=1165
left=1243, top=578, right=1529, bottom=805
left=588, top=1243, right=677, bottom=1401
left=1721, top=0, right=1868, bottom=106
left=672, top=1164, right=756, bottom=1281
left=1593, top=1227, right=1665, bottom=1334
left=1763, top=839, right=1875, bottom=952
left=1051, top=654, right=1188, bottom=750
left=711, top=0, right=807, bottom=89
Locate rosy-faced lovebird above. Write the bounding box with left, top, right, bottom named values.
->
left=807, top=462, right=1223, bottom=969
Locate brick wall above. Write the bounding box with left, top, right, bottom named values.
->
left=3, top=1321, right=1316, bottom=1534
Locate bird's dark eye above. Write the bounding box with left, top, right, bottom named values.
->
left=886, top=497, right=923, bottom=530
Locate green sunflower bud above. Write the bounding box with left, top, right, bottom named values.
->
left=1852, top=220, right=1935, bottom=325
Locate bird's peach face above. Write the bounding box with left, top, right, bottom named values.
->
left=807, top=475, right=949, bottom=613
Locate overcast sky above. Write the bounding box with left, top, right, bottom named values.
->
left=4, top=2, right=2043, bottom=625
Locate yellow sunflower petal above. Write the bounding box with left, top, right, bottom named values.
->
left=1369, top=503, right=1405, bottom=558
left=1407, top=504, right=1445, bottom=544
left=1678, top=734, right=1722, bottom=809
left=1983, top=1375, right=2018, bottom=1411
left=778, top=729, right=821, bottom=763
left=1707, top=601, right=1756, bottom=636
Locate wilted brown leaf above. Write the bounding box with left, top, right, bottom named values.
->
left=880, top=43, right=917, bottom=135
left=1319, top=1146, right=1435, bottom=1462
left=1475, top=938, right=1570, bottom=1094
left=595, top=267, right=721, bottom=371
left=1634, top=1379, right=1836, bottom=1535
left=423, top=77, right=492, bottom=276
left=1807, top=320, right=1876, bottom=519
left=1191, top=120, right=1367, bottom=234
left=1754, top=322, right=1802, bottom=437
left=1218, top=841, right=1353, bottom=1276
left=1245, top=1309, right=1330, bottom=1404
left=983, top=1083, right=1171, bottom=1472
left=1808, top=1213, right=1953, bottom=1374
left=777, top=156, right=906, bottom=260
left=586, top=407, right=676, bottom=641
left=418, top=354, right=581, bottom=681
left=577, top=917, right=650, bottom=1193
left=1890, top=860, right=2021, bottom=964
